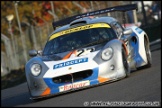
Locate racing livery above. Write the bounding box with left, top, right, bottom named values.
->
left=25, top=4, right=152, bottom=99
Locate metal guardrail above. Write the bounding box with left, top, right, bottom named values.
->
left=150, top=39, right=161, bottom=46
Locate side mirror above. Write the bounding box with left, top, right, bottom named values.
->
left=29, top=50, right=38, bottom=57
left=37, top=50, right=43, bottom=56
left=123, top=29, right=133, bottom=35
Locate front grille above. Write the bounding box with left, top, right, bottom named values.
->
left=52, top=74, right=72, bottom=83
left=73, top=70, right=93, bottom=81
left=52, top=70, right=93, bottom=84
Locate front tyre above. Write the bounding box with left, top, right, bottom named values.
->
left=122, top=48, right=130, bottom=77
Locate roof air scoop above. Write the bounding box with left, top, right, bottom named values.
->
left=70, top=20, right=87, bottom=27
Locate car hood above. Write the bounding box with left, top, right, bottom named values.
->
left=41, top=43, right=106, bottom=78
left=40, top=43, right=105, bottom=61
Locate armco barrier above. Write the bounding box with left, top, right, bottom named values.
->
left=150, top=39, right=161, bottom=46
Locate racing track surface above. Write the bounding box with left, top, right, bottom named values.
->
left=1, top=45, right=161, bottom=107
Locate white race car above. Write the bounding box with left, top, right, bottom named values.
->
left=25, top=4, right=152, bottom=100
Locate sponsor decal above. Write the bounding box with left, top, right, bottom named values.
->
left=59, top=80, right=90, bottom=92
left=53, top=58, right=88, bottom=69
left=49, top=23, right=111, bottom=41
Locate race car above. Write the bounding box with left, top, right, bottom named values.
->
left=25, top=4, right=152, bottom=100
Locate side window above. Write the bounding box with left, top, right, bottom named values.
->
left=116, top=22, right=124, bottom=36
left=111, top=22, right=124, bottom=38
left=111, top=24, right=118, bottom=36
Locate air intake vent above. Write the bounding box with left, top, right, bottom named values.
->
left=70, top=21, right=87, bottom=27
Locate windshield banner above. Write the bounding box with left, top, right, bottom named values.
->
left=49, top=23, right=110, bottom=41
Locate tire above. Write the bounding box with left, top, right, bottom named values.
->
left=122, top=48, right=130, bottom=77
left=144, top=38, right=152, bottom=68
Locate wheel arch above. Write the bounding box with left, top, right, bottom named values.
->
left=144, top=33, right=150, bottom=45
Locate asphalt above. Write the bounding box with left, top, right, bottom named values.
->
left=1, top=45, right=161, bottom=107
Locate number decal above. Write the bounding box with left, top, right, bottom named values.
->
left=76, top=48, right=95, bottom=56
left=77, top=49, right=84, bottom=56
left=87, top=47, right=95, bottom=52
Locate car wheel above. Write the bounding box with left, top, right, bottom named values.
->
left=122, top=48, right=130, bottom=77
left=144, top=38, right=152, bottom=67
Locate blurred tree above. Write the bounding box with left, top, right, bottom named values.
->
left=1, top=1, right=124, bottom=41
left=41, top=1, right=53, bottom=21
left=1, top=41, right=6, bottom=52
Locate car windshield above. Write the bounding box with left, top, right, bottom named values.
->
left=43, top=27, right=117, bottom=55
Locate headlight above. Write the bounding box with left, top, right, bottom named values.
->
left=31, top=64, right=41, bottom=76
left=101, top=47, right=113, bottom=60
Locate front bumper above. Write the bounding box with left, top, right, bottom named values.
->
left=27, top=54, right=125, bottom=98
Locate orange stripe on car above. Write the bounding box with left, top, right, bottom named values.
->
left=41, top=87, right=51, bottom=96
left=98, top=76, right=110, bottom=83
left=62, top=50, right=77, bottom=60
left=62, top=51, right=73, bottom=60
left=72, top=50, right=77, bottom=56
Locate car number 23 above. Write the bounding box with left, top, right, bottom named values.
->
left=76, top=47, right=95, bottom=57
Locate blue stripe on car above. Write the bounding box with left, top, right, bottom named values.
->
left=135, top=27, right=143, bottom=34
left=130, top=31, right=145, bottom=66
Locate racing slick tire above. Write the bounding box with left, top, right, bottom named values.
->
left=122, top=48, right=130, bottom=77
